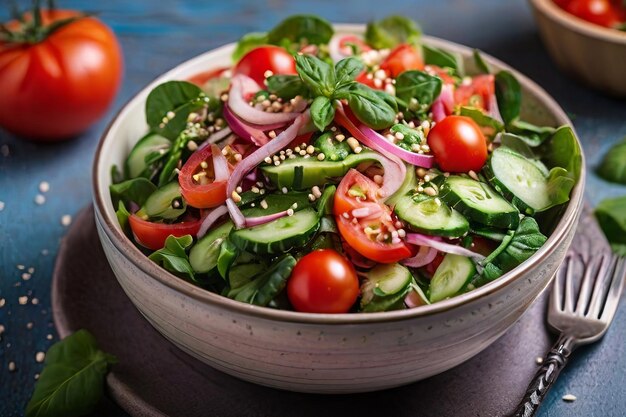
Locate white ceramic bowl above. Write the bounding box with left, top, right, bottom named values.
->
left=529, top=0, right=626, bottom=97
left=93, top=25, right=585, bottom=394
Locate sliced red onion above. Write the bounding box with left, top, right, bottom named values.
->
left=222, top=104, right=269, bottom=146
left=431, top=100, right=447, bottom=123
left=431, top=84, right=454, bottom=123
left=246, top=209, right=290, bottom=227
left=210, top=144, right=230, bottom=182
left=226, top=111, right=311, bottom=228
left=402, top=244, right=439, bottom=268
left=198, top=127, right=232, bottom=150
left=196, top=205, right=228, bottom=239
left=352, top=206, right=383, bottom=218
left=229, top=74, right=302, bottom=126
left=404, top=288, right=427, bottom=308
left=405, top=233, right=485, bottom=262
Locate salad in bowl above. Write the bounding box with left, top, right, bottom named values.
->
left=108, top=14, right=581, bottom=315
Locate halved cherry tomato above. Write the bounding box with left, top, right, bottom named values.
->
left=179, top=144, right=231, bottom=209
left=454, top=74, right=495, bottom=111
left=334, top=170, right=412, bottom=264
left=287, top=249, right=359, bottom=313
left=380, top=44, right=424, bottom=78
left=128, top=214, right=202, bottom=250
left=427, top=115, right=488, bottom=173
left=233, top=46, right=296, bottom=86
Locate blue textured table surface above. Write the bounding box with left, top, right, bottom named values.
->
left=1, top=1, right=625, bottom=416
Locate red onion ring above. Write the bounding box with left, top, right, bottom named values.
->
left=229, top=74, right=302, bottom=126
left=211, top=144, right=230, bottom=182
left=402, top=244, right=439, bottom=268
left=196, top=205, right=228, bottom=239
left=431, top=83, right=454, bottom=123
left=405, top=233, right=485, bottom=262
left=222, top=104, right=269, bottom=146
left=245, top=209, right=290, bottom=227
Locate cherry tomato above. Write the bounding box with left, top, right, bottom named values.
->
left=128, top=214, right=202, bottom=250
left=233, top=46, right=296, bottom=86
left=564, top=0, right=623, bottom=27
left=454, top=74, right=495, bottom=112
left=380, top=44, right=424, bottom=78
left=427, top=116, right=488, bottom=173
left=334, top=170, right=412, bottom=264
left=424, top=65, right=456, bottom=85
left=0, top=9, right=123, bottom=141
left=287, top=249, right=359, bottom=313
left=179, top=144, right=232, bottom=209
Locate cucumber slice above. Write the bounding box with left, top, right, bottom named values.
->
left=126, top=133, right=171, bottom=179
left=394, top=195, right=469, bottom=238
left=189, top=221, right=233, bottom=273
left=484, top=147, right=552, bottom=215
left=429, top=254, right=476, bottom=303
left=440, top=176, right=519, bottom=229
left=241, top=192, right=311, bottom=217
left=386, top=163, right=416, bottom=207
left=360, top=263, right=412, bottom=312
left=142, top=182, right=185, bottom=220
left=261, top=150, right=378, bottom=190
left=230, top=208, right=320, bottom=255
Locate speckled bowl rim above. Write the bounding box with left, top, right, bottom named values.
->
left=92, top=24, right=585, bottom=325
left=530, top=0, right=626, bottom=43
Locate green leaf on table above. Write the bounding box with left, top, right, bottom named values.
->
left=149, top=235, right=195, bottom=279
left=25, top=330, right=117, bottom=417
left=232, top=32, right=269, bottom=62
left=365, top=15, right=421, bottom=49
left=595, top=196, right=626, bottom=249
left=339, top=83, right=397, bottom=130
left=267, top=14, right=334, bottom=46
left=310, top=96, right=335, bottom=131
left=295, top=54, right=336, bottom=97
left=493, top=217, right=548, bottom=272
left=266, top=74, right=309, bottom=99
left=473, top=49, right=490, bottom=74
left=422, top=44, right=463, bottom=74
left=597, top=139, right=626, bottom=185
left=145, top=81, right=204, bottom=140
left=109, top=177, right=157, bottom=207
left=494, top=70, right=521, bottom=125
left=395, top=70, right=442, bottom=111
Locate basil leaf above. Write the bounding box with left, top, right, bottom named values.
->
left=459, top=106, right=504, bottom=137
left=25, top=330, right=116, bottom=417
left=422, top=44, right=462, bottom=74
left=310, top=96, right=335, bottom=131
left=295, top=54, right=335, bottom=97
left=146, top=81, right=204, bottom=140
left=267, top=15, right=334, bottom=46
left=597, top=139, right=626, bottom=184
left=595, top=196, right=626, bottom=248
left=540, top=125, right=582, bottom=180
left=109, top=177, right=157, bottom=207
left=340, top=84, right=396, bottom=130
left=493, top=217, right=547, bottom=272
left=395, top=70, right=442, bottom=110
left=227, top=255, right=296, bottom=306
left=266, top=74, right=309, bottom=99
left=494, top=70, right=522, bottom=125
left=508, top=120, right=555, bottom=145
left=334, top=57, right=364, bottom=90
left=365, top=16, right=421, bottom=49
left=473, top=49, right=490, bottom=74
left=231, top=32, right=269, bottom=62
left=149, top=235, right=195, bottom=279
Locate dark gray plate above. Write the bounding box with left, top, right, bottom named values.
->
left=52, top=206, right=556, bottom=417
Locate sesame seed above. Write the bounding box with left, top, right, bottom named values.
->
left=294, top=147, right=301, bottom=153
left=236, top=186, right=243, bottom=194
left=260, top=199, right=268, bottom=210
left=308, top=194, right=316, bottom=202
left=397, top=229, right=406, bottom=238
left=299, top=150, right=307, bottom=156
left=250, top=203, right=255, bottom=207
left=354, top=147, right=362, bottom=154
left=263, top=70, right=274, bottom=78
left=424, top=187, right=437, bottom=196
left=0, top=298, right=5, bottom=308
left=18, top=296, right=28, bottom=305
left=562, top=394, right=577, bottom=402
left=287, top=209, right=294, bottom=216
left=424, top=175, right=431, bottom=182
left=289, top=154, right=296, bottom=159
left=264, top=157, right=272, bottom=164
left=26, top=322, right=33, bottom=330
left=384, top=84, right=395, bottom=95
left=335, top=134, right=345, bottom=142
left=416, top=168, right=427, bottom=178
left=374, top=69, right=387, bottom=80
left=234, top=154, right=242, bottom=162
left=39, top=181, right=50, bottom=193
left=61, top=215, right=72, bottom=227
left=306, top=145, right=315, bottom=155
left=394, top=132, right=405, bottom=140
left=268, top=130, right=277, bottom=139
left=35, top=352, right=45, bottom=363
left=220, top=94, right=229, bottom=102
left=200, top=161, right=209, bottom=169
left=421, top=120, right=430, bottom=130
left=46, top=334, right=53, bottom=340
left=251, top=186, right=260, bottom=194
left=373, top=78, right=383, bottom=88
left=8, top=361, right=16, bottom=372
left=186, top=141, right=198, bottom=151
left=291, top=203, right=298, bottom=209
left=31, top=298, right=38, bottom=305
left=373, top=175, right=383, bottom=185
left=468, top=170, right=479, bottom=181
left=342, top=212, right=350, bottom=219
left=312, top=186, right=322, bottom=198
left=347, top=137, right=360, bottom=151
left=281, top=187, right=288, bottom=194
left=386, top=134, right=396, bottom=142
left=34, top=194, right=46, bottom=205
left=166, top=111, right=175, bottom=119
left=317, top=153, right=325, bottom=161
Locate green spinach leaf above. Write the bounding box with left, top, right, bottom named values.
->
left=422, top=44, right=462, bottom=74
left=540, top=125, right=582, bottom=181
left=494, top=70, right=522, bottom=125
left=148, top=235, right=195, bottom=279
left=595, top=196, right=626, bottom=247
left=310, top=96, right=335, bottom=131
left=473, top=49, right=490, bottom=74
left=597, top=139, right=626, bottom=185
left=115, top=201, right=131, bottom=235
left=508, top=120, right=555, bottom=145
left=109, top=177, right=157, bottom=207
left=145, top=81, right=204, bottom=140
left=365, top=16, right=421, bottom=49
left=25, top=330, right=116, bottom=417
left=493, top=217, right=547, bottom=272
left=268, top=15, right=334, bottom=46
left=227, top=255, right=296, bottom=306
left=232, top=32, right=269, bottom=62
left=395, top=70, right=442, bottom=111
left=545, top=167, right=576, bottom=210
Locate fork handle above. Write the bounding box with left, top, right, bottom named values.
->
left=510, top=335, right=575, bottom=417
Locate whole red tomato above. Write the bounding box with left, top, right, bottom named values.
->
left=287, top=249, right=360, bottom=314
left=233, top=45, right=296, bottom=87
left=0, top=8, right=123, bottom=141
left=561, top=0, right=624, bottom=27
left=427, top=115, right=488, bottom=173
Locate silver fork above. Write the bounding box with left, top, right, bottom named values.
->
left=511, top=252, right=626, bottom=417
